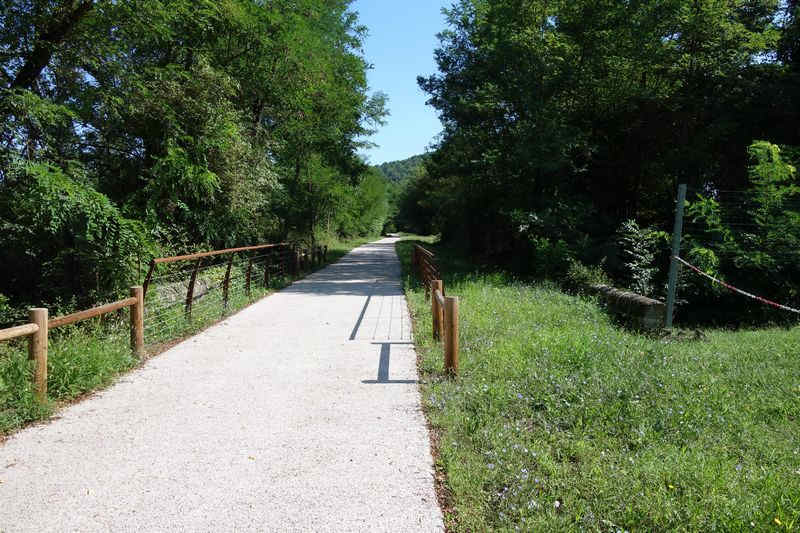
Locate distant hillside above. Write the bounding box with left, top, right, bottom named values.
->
left=374, top=154, right=427, bottom=182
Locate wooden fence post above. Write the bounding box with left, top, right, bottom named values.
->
left=28, top=308, right=48, bottom=402
left=324, top=245, right=328, bottom=261
left=264, top=252, right=272, bottom=287
left=444, top=296, right=459, bottom=376
left=130, top=286, right=144, bottom=358
left=293, top=249, right=300, bottom=274
left=185, top=258, right=201, bottom=319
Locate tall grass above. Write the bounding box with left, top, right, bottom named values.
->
left=397, top=240, right=800, bottom=532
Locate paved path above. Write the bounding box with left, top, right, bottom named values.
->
left=0, top=238, right=443, bottom=532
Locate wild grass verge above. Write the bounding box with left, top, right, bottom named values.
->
left=0, top=235, right=375, bottom=436
left=397, top=239, right=800, bottom=532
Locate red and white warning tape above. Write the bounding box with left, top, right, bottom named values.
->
left=673, top=256, right=800, bottom=314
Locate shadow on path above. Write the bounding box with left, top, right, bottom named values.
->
left=284, top=243, right=403, bottom=297
left=362, top=342, right=417, bottom=384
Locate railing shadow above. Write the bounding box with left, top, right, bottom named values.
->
left=361, top=342, right=417, bottom=384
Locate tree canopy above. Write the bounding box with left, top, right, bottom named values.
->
left=0, top=0, right=388, bottom=313
left=407, top=0, right=800, bottom=323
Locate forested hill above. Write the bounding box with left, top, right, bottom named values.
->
left=374, top=154, right=427, bottom=182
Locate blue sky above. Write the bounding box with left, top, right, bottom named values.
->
left=352, top=1, right=451, bottom=165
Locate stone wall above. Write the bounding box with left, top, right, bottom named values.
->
left=590, top=284, right=666, bottom=330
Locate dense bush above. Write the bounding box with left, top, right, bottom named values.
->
left=0, top=161, right=152, bottom=316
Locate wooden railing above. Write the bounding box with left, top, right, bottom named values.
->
left=412, top=244, right=459, bottom=375
left=412, top=244, right=440, bottom=298
left=0, top=240, right=332, bottom=404
left=0, top=287, right=144, bottom=402
left=431, top=281, right=459, bottom=375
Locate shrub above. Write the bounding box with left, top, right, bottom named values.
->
left=0, top=161, right=155, bottom=313
left=564, top=259, right=610, bottom=292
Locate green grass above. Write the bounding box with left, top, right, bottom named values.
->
left=0, top=324, right=136, bottom=434
left=0, top=234, right=378, bottom=436
left=397, top=239, right=800, bottom=532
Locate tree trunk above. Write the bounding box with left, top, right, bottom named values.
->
left=9, top=1, right=95, bottom=91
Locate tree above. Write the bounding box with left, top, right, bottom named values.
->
left=416, top=0, right=797, bottom=258
left=0, top=0, right=387, bottom=316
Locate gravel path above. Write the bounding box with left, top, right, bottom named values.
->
left=0, top=238, right=443, bottom=532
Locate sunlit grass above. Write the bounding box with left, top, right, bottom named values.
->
left=397, top=239, right=800, bottom=532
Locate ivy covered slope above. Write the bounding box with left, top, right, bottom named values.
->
left=0, top=0, right=389, bottom=320
left=397, top=240, right=800, bottom=532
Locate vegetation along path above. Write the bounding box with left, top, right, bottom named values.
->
left=0, top=238, right=443, bottom=531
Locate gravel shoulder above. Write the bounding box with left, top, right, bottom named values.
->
left=0, top=238, right=443, bottom=532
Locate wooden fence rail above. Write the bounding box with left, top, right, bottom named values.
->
left=0, top=287, right=144, bottom=403
left=412, top=244, right=441, bottom=299
left=0, top=241, right=332, bottom=404
left=412, top=244, right=459, bottom=375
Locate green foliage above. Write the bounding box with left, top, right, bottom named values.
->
left=564, top=259, right=610, bottom=293
left=0, top=161, right=153, bottom=316
left=392, top=165, right=439, bottom=235
left=616, top=219, right=666, bottom=297
left=407, top=0, right=800, bottom=324
left=0, top=295, right=16, bottom=326
left=397, top=240, right=800, bottom=531
left=374, top=154, right=428, bottom=182
left=0, top=0, right=387, bottom=316
left=684, top=141, right=800, bottom=323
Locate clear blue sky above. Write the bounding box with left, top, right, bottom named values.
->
left=352, top=1, right=451, bottom=165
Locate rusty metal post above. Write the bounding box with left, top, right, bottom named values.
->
left=185, top=258, right=201, bottom=319
left=245, top=257, right=253, bottom=297
left=264, top=252, right=272, bottom=287
left=431, top=280, right=443, bottom=340
left=142, top=259, right=156, bottom=298
left=130, top=286, right=144, bottom=358
left=223, top=254, right=234, bottom=309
